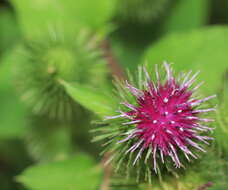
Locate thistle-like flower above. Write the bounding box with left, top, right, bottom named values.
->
left=95, top=62, right=215, bottom=179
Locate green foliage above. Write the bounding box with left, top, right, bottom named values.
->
left=215, top=78, right=228, bottom=155
left=17, top=153, right=103, bottom=190
left=0, top=87, right=27, bottom=138
left=110, top=0, right=210, bottom=74
left=11, top=0, right=115, bottom=38
left=110, top=36, right=145, bottom=72
left=62, top=81, right=117, bottom=118
left=143, top=26, right=228, bottom=94
left=0, top=8, right=21, bottom=55
left=0, top=139, right=31, bottom=190
left=25, top=116, right=74, bottom=162
left=115, top=0, right=172, bottom=24
left=162, top=0, right=209, bottom=33
left=0, top=52, right=27, bottom=139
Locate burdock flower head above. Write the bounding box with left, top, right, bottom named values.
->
left=95, top=62, right=216, bottom=180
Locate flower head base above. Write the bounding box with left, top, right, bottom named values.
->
left=98, top=62, right=215, bottom=178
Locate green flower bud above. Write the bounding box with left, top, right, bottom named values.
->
left=14, top=29, right=109, bottom=120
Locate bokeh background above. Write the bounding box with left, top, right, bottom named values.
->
left=0, top=0, right=228, bottom=189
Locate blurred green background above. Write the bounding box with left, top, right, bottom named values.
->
left=0, top=0, right=228, bottom=189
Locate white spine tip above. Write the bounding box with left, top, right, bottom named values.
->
left=152, top=134, right=155, bottom=140
left=164, top=97, right=169, bottom=103
left=153, top=120, right=158, bottom=124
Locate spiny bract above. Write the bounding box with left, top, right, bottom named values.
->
left=95, top=62, right=215, bottom=180
left=14, top=29, right=108, bottom=120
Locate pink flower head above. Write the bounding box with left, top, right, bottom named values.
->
left=106, top=63, right=215, bottom=172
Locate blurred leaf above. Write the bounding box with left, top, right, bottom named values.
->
left=114, top=0, right=171, bottom=24
left=0, top=52, right=27, bottom=139
left=215, top=78, right=228, bottom=155
left=0, top=139, right=31, bottom=170
left=25, top=116, right=74, bottom=162
left=61, top=81, right=116, bottom=118
left=163, top=0, right=209, bottom=33
left=0, top=139, right=32, bottom=190
left=63, top=0, right=115, bottom=32
left=0, top=8, right=21, bottom=55
left=11, top=0, right=115, bottom=38
left=17, top=154, right=102, bottom=190
left=110, top=35, right=145, bottom=71
left=210, top=0, right=228, bottom=25
left=143, top=26, right=228, bottom=94
left=0, top=88, right=26, bottom=138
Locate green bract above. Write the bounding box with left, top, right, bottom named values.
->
left=14, top=30, right=108, bottom=120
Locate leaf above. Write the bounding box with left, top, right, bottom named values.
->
left=215, top=81, right=228, bottom=155
left=110, top=35, right=145, bottom=72
left=0, top=89, right=27, bottom=139
left=0, top=8, right=21, bottom=54
left=25, top=116, right=74, bottom=162
left=143, top=26, right=228, bottom=94
left=61, top=81, right=117, bottom=118
left=11, top=0, right=115, bottom=38
left=0, top=52, right=27, bottom=139
left=163, top=0, right=209, bottom=33
left=17, top=154, right=103, bottom=190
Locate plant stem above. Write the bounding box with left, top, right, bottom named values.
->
left=100, top=153, right=113, bottom=190
left=197, top=182, right=213, bottom=190
left=101, top=39, right=126, bottom=79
